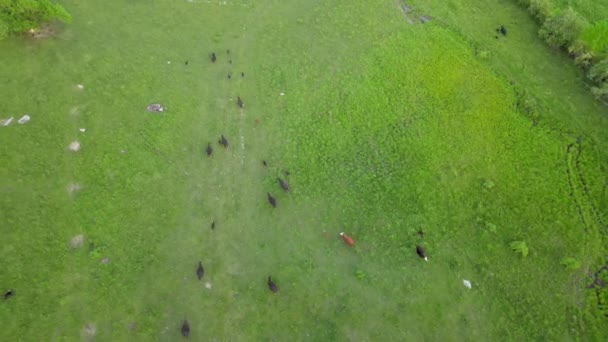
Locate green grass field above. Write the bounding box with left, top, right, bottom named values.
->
left=1, top=0, right=607, bottom=340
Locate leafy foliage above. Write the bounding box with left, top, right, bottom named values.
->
left=580, top=20, right=608, bottom=55
left=587, top=58, right=608, bottom=101
left=0, top=0, right=71, bottom=38
left=510, top=241, right=529, bottom=257
left=559, top=257, right=581, bottom=270
left=568, top=41, right=594, bottom=69
left=528, top=0, right=553, bottom=22
left=587, top=58, right=608, bottom=83
left=539, top=8, right=587, bottom=48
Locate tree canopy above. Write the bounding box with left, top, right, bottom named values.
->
left=0, top=0, right=71, bottom=39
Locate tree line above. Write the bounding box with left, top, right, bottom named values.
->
left=516, top=0, right=608, bottom=103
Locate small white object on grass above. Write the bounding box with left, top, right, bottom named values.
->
left=205, top=282, right=212, bottom=289
left=463, top=279, right=472, bottom=289
left=76, top=84, right=84, bottom=90
left=79, top=128, right=86, bottom=132
left=280, top=92, right=285, bottom=96
left=18, top=115, right=30, bottom=124
left=69, top=141, right=81, bottom=152
left=2, top=117, right=13, bottom=126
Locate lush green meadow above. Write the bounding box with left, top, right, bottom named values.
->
left=0, top=0, right=606, bottom=340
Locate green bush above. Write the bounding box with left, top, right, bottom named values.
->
left=580, top=20, right=608, bottom=55
left=528, top=0, right=553, bottom=23
left=560, top=257, right=581, bottom=270
left=539, top=8, right=587, bottom=48
left=510, top=241, right=529, bottom=257
left=590, top=82, right=608, bottom=102
left=0, top=0, right=71, bottom=38
left=587, top=58, right=608, bottom=84
left=568, top=41, right=594, bottom=69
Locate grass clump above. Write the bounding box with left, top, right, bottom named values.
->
left=510, top=241, right=529, bottom=257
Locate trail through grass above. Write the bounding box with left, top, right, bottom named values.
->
left=0, top=0, right=606, bottom=340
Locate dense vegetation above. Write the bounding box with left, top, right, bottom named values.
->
left=0, top=0, right=606, bottom=340
left=0, top=0, right=70, bottom=39
left=516, top=0, right=608, bottom=102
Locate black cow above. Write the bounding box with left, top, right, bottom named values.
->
left=181, top=320, right=190, bottom=337
left=278, top=178, right=289, bottom=192
left=218, top=135, right=228, bottom=148
left=267, top=193, right=276, bottom=208
left=416, top=245, right=428, bottom=261
left=196, top=261, right=204, bottom=280
left=267, top=276, right=279, bottom=293
left=206, top=143, right=213, bottom=156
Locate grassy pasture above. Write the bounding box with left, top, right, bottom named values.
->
left=0, top=0, right=606, bottom=340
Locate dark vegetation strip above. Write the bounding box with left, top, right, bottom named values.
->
left=515, top=0, right=608, bottom=328
left=513, top=0, right=608, bottom=103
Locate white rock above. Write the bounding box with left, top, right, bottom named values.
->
left=2, top=117, right=13, bottom=126
left=69, top=141, right=81, bottom=152
left=79, top=128, right=86, bottom=132
left=205, top=282, right=212, bottom=289
left=17, top=115, right=30, bottom=124
left=463, top=279, right=472, bottom=289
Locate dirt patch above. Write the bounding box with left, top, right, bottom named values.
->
left=70, top=234, right=84, bottom=249
left=27, top=23, right=60, bottom=40
left=69, top=141, right=81, bottom=152
left=81, top=322, right=96, bottom=339
left=67, top=183, right=82, bottom=196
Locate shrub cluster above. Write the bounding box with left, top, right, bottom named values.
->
left=0, top=0, right=71, bottom=39
left=516, top=0, right=608, bottom=103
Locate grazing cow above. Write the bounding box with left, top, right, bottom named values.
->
left=206, top=143, right=213, bottom=156
left=262, top=160, right=267, bottom=167
left=227, top=74, right=231, bottom=79
left=218, top=135, right=228, bottom=148
left=211, top=220, right=215, bottom=230
left=500, top=25, right=507, bottom=36
left=197, top=261, right=204, bottom=280
left=278, top=178, right=289, bottom=192
left=211, top=52, right=217, bottom=62
left=4, top=289, right=13, bottom=300
left=340, top=232, right=354, bottom=246
left=416, top=245, right=428, bottom=261
left=267, top=276, right=279, bottom=293
left=267, top=192, right=276, bottom=208
left=181, top=320, right=190, bottom=337
left=237, top=96, right=244, bottom=108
